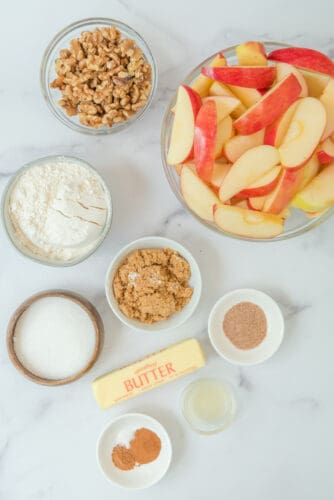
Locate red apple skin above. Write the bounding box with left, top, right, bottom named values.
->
left=264, top=168, right=304, bottom=214
left=268, top=47, right=334, bottom=77
left=264, top=101, right=299, bottom=147
left=194, top=100, right=218, bottom=182
left=234, top=74, right=302, bottom=135
left=318, top=150, right=334, bottom=164
left=201, top=66, right=276, bottom=89
left=238, top=172, right=280, bottom=197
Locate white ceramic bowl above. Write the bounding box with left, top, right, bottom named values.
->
left=96, top=413, right=172, bottom=489
left=208, top=289, right=284, bottom=366
left=105, top=236, right=202, bottom=332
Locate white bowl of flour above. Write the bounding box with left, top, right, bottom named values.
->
left=2, top=156, right=112, bottom=266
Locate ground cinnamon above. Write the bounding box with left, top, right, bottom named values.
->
left=223, top=301, right=267, bottom=350
left=111, top=427, right=161, bottom=471
left=111, top=445, right=136, bottom=471
left=130, top=428, right=161, bottom=464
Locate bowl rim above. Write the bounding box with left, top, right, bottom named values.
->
left=40, top=17, right=158, bottom=135
left=96, top=412, right=172, bottom=490
left=104, top=235, right=202, bottom=332
left=208, top=288, right=285, bottom=366
left=1, top=154, right=113, bottom=267
left=160, top=40, right=334, bottom=242
left=7, top=289, right=104, bottom=386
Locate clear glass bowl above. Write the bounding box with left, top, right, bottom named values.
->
left=1, top=155, right=113, bottom=267
left=181, top=378, right=236, bottom=434
left=41, top=18, right=157, bottom=135
left=161, top=41, right=334, bottom=242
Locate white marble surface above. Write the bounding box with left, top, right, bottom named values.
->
left=1, top=1, right=334, bottom=499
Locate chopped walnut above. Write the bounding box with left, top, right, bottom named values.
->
left=50, top=26, right=152, bottom=128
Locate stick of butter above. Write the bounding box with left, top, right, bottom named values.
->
left=92, top=338, right=205, bottom=409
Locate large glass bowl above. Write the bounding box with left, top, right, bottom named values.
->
left=41, top=18, right=157, bottom=135
left=161, top=42, right=334, bottom=242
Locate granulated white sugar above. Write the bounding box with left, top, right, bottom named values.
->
left=14, top=296, right=96, bottom=380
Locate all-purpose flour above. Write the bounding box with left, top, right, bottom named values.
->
left=7, top=158, right=110, bottom=262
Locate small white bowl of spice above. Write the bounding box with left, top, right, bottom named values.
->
left=208, top=289, right=284, bottom=366
left=97, top=413, right=172, bottom=489
left=2, top=155, right=112, bottom=266
left=105, top=236, right=202, bottom=332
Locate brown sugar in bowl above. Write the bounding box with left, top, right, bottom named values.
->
left=105, top=236, right=202, bottom=332
left=7, top=290, right=104, bottom=386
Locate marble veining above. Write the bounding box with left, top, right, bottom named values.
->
left=1, top=1, right=334, bottom=499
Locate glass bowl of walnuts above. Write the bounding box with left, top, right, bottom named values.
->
left=41, top=18, right=157, bottom=135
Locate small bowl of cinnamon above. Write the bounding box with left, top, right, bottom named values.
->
left=96, top=413, right=172, bottom=489
left=208, top=289, right=284, bottom=366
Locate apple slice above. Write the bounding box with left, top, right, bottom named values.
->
left=180, top=165, right=220, bottom=221
left=298, top=154, right=320, bottom=190
left=224, top=130, right=265, bottom=162
left=234, top=74, right=301, bottom=135
left=320, top=79, right=334, bottom=140
left=227, top=85, right=263, bottom=108
left=209, top=82, right=247, bottom=118
left=238, top=166, right=281, bottom=197
left=167, top=85, right=202, bottom=165
left=214, top=116, right=233, bottom=159
left=317, top=138, right=334, bottom=164
left=276, top=62, right=308, bottom=97
left=279, top=97, right=326, bottom=169
left=210, top=161, right=231, bottom=191
left=219, top=145, right=280, bottom=202
left=264, top=101, right=299, bottom=147
left=299, top=69, right=330, bottom=97
left=201, top=66, right=276, bottom=89
left=213, top=203, right=283, bottom=238
left=194, top=100, right=233, bottom=181
left=236, top=41, right=267, bottom=66
left=268, top=47, right=334, bottom=77
left=194, top=100, right=218, bottom=181
left=292, top=163, right=334, bottom=211
left=247, top=196, right=266, bottom=211
left=263, top=168, right=304, bottom=214
left=202, top=96, right=241, bottom=120
left=191, top=53, right=227, bottom=97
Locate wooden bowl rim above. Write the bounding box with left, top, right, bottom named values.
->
left=7, top=290, right=104, bottom=386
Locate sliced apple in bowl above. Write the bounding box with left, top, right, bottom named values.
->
left=213, top=204, right=283, bottom=238
left=180, top=165, right=220, bottom=221
left=224, top=130, right=265, bottom=163
left=317, top=138, right=334, bottom=164
left=191, top=53, right=227, bottom=97
left=219, top=145, right=280, bottom=202
left=238, top=166, right=281, bottom=197
left=235, top=41, right=267, bottom=66
left=167, top=85, right=202, bottom=165
left=279, top=97, right=327, bottom=169
left=291, top=163, right=334, bottom=212
left=201, top=66, right=276, bottom=89
left=194, top=100, right=233, bottom=181
left=234, top=74, right=302, bottom=135
left=268, top=47, right=334, bottom=77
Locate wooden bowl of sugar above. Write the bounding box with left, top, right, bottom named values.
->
left=7, top=290, right=103, bottom=386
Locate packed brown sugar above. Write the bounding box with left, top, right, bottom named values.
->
left=112, top=248, right=193, bottom=323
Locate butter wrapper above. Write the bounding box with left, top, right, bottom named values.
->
left=92, top=338, right=205, bottom=409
